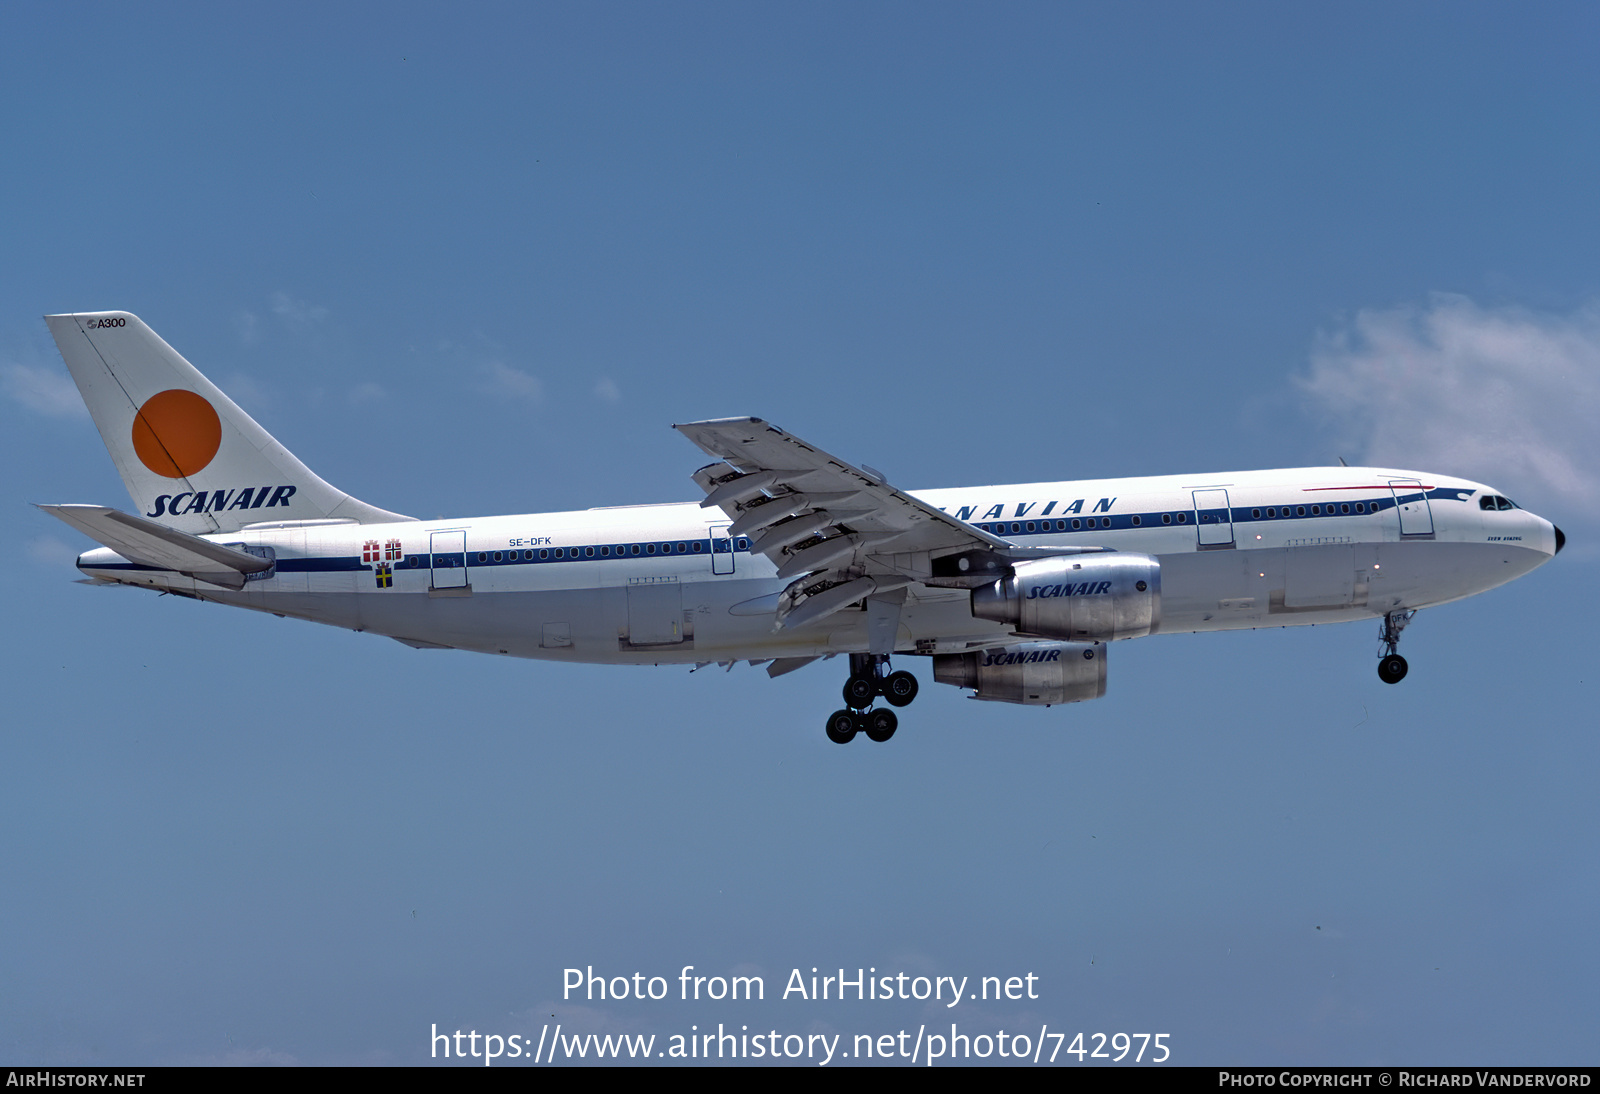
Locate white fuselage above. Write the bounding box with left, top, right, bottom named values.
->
left=77, top=465, right=1560, bottom=664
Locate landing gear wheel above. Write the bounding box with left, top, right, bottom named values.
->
left=843, top=674, right=878, bottom=710
left=883, top=670, right=919, bottom=708
left=825, top=709, right=859, bottom=744
left=865, top=708, right=898, bottom=743
left=1378, top=654, right=1409, bottom=685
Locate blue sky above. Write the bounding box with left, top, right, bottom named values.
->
left=3, top=2, right=1597, bottom=1066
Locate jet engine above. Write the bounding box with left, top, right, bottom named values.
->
left=932, top=641, right=1106, bottom=705
left=970, top=553, right=1160, bottom=641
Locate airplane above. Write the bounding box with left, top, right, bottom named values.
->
left=38, top=311, right=1565, bottom=744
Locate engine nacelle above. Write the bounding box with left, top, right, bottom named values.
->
left=932, top=641, right=1106, bottom=705
left=970, top=553, right=1160, bottom=641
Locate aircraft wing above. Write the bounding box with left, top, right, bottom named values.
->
left=38, top=504, right=275, bottom=591
left=675, top=417, right=1091, bottom=630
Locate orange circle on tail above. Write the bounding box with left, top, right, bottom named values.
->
left=131, top=390, right=222, bottom=478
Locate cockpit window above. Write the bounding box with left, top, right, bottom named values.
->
left=1479, top=495, right=1518, bottom=511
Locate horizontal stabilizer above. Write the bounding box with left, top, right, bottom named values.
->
left=38, top=504, right=274, bottom=591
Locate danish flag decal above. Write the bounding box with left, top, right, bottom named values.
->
left=363, top=539, right=404, bottom=588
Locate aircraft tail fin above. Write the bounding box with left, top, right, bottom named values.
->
left=44, top=311, right=412, bottom=533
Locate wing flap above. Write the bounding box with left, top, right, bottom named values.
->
left=675, top=417, right=1117, bottom=629
left=677, top=418, right=1006, bottom=556
left=676, top=417, right=1022, bottom=629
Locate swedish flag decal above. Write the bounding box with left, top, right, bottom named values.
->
left=375, top=563, right=393, bottom=588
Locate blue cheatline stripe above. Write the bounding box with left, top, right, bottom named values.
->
left=968, top=489, right=1457, bottom=538
left=86, top=535, right=758, bottom=575
left=382, top=535, right=754, bottom=573
left=83, top=489, right=1466, bottom=575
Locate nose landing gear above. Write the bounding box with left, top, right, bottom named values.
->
left=1377, top=609, right=1415, bottom=684
left=826, top=653, right=919, bottom=744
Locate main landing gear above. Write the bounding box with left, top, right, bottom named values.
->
left=1377, top=609, right=1415, bottom=684
left=825, top=653, right=919, bottom=744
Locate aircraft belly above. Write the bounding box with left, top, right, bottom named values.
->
left=1359, top=540, right=1551, bottom=611
left=263, top=576, right=1019, bottom=665
left=1155, top=539, right=1547, bottom=634
left=138, top=539, right=1553, bottom=663
left=1155, top=545, right=1378, bottom=633
left=303, top=578, right=834, bottom=664
left=1155, top=549, right=1277, bottom=632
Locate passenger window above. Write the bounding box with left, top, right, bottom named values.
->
left=1162, top=514, right=1171, bottom=524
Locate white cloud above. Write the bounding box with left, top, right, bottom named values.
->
left=1300, top=294, right=1600, bottom=518
left=234, top=310, right=260, bottom=344
left=477, top=360, right=543, bottom=402
left=593, top=377, right=621, bottom=402
left=27, top=535, right=80, bottom=567
left=178, top=1046, right=298, bottom=1066
left=221, top=372, right=272, bottom=411
left=348, top=381, right=387, bottom=405
left=2, top=362, right=87, bottom=418
left=527, top=1001, right=612, bottom=1034
left=270, top=291, right=329, bottom=325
